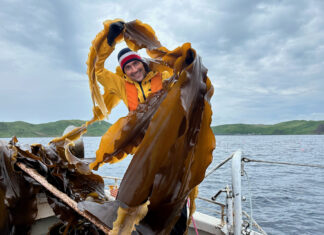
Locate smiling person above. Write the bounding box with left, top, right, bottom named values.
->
left=116, top=47, right=170, bottom=111
left=94, top=21, right=170, bottom=113
left=93, top=21, right=188, bottom=234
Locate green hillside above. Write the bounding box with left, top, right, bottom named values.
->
left=1, top=120, right=323, bottom=138
left=212, top=120, right=324, bottom=135
left=0, top=120, right=111, bottom=138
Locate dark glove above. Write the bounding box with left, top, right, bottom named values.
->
left=185, top=48, right=195, bottom=65
left=107, top=21, right=125, bottom=46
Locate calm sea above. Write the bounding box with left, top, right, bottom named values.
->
left=1, top=135, right=323, bottom=235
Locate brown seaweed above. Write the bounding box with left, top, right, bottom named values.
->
left=84, top=19, right=216, bottom=234
left=0, top=138, right=106, bottom=234
left=0, top=140, right=40, bottom=234
left=0, top=19, right=215, bottom=234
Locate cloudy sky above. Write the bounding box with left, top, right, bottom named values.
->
left=0, top=0, right=323, bottom=125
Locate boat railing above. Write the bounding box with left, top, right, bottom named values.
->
left=195, top=196, right=226, bottom=225
left=101, top=176, right=122, bottom=186
left=101, top=176, right=227, bottom=224
left=99, top=150, right=268, bottom=235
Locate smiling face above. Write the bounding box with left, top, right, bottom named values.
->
left=124, top=60, right=146, bottom=82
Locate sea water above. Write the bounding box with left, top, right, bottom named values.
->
left=2, top=135, right=323, bottom=235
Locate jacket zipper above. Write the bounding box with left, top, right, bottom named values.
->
left=138, top=82, right=146, bottom=101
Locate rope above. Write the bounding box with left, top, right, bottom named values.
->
left=243, top=169, right=253, bottom=233
left=188, top=199, right=199, bottom=235
left=242, top=211, right=267, bottom=235
left=205, top=153, right=234, bottom=178
left=242, top=157, right=324, bottom=169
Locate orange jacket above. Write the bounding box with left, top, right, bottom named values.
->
left=95, top=40, right=170, bottom=111
left=125, top=72, right=163, bottom=111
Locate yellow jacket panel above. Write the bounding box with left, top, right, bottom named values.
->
left=95, top=39, right=170, bottom=111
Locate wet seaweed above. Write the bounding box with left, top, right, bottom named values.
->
left=0, top=19, right=215, bottom=234
left=0, top=138, right=106, bottom=234
left=85, top=19, right=216, bottom=234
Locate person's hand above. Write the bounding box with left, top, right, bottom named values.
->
left=107, top=21, right=125, bottom=46
left=185, top=48, right=195, bottom=65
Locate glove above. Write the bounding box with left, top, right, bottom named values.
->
left=185, top=48, right=195, bottom=65
left=107, top=21, right=125, bottom=46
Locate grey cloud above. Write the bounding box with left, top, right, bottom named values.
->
left=0, top=0, right=84, bottom=73
left=1, top=0, right=323, bottom=125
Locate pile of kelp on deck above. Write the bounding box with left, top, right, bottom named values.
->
left=0, top=137, right=106, bottom=234
left=0, top=19, right=215, bottom=234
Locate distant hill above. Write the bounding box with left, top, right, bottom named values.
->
left=0, top=120, right=111, bottom=138
left=0, top=120, right=323, bottom=138
left=212, top=120, right=324, bottom=135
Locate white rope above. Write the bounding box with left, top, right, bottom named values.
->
left=243, top=157, right=324, bottom=169
left=243, top=169, right=253, bottom=233
left=242, top=211, right=267, bottom=235
left=205, top=153, right=234, bottom=178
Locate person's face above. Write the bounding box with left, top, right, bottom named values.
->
left=124, top=60, right=146, bottom=82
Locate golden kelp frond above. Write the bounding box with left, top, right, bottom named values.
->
left=147, top=58, right=174, bottom=75
left=86, top=19, right=124, bottom=119
left=90, top=87, right=167, bottom=170
left=146, top=46, right=169, bottom=59
left=187, top=186, right=199, bottom=231
left=64, top=139, right=91, bottom=175
left=84, top=19, right=216, bottom=234
left=50, top=124, right=88, bottom=146
left=159, top=43, right=194, bottom=74
left=111, top=200, right=150, bottom=235
left=124, top=20, right=161, bottom=51
left=91, top=117, right=131, bottom=169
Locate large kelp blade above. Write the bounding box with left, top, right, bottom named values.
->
left=116, top=55, right=214, bottom=234
left=124, top=20, right=161, bottom=51
left=90, top=87, right=168, bottom=169
left=84, top=19, right=216, bottom=234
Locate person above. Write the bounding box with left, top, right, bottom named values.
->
left=95, top=21, right=170, bottom=112
left=94, top=21, right=188, bottom=234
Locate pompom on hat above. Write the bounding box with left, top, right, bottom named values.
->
left=118, top=48, right=144, bottom=73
